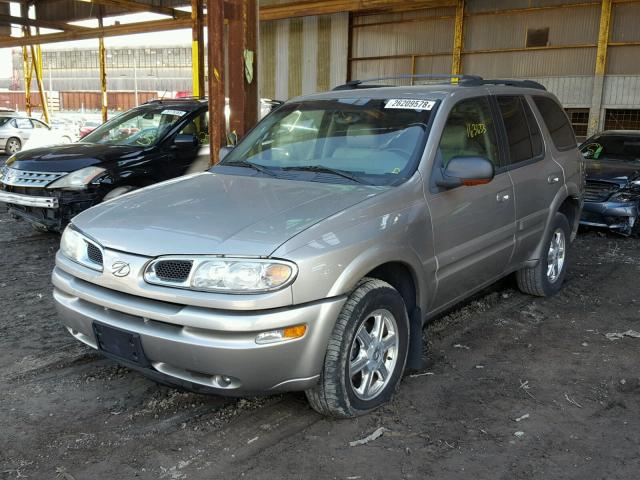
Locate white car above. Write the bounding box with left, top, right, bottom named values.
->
left=0, top=113, right=75, bottom=153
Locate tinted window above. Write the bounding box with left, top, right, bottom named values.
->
left=523, top=99, right=544, bottom=157
left=533, top=96, right=576, bottom=150
left=497, top=96, right=533, bottom=165
left=581, top=135, right=640, bottom=163
left=437, top=96, right=499, bottom=167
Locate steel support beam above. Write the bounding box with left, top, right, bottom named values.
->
left=228, top=0, right=258, bottom=139
left=0, top=17, right=193, bottom=48
left=191, top=0, right=205, bottom=98
left=588, top=0, right=612, bottom=136
left=0, top=13, right=90, bottom=32
left=31, top=43, right=50, bottom=124
left=75, top=0, right=191, bottom=19
left=207, top=0, right=226, bottom=165
left=451, top=0, right=464, bottom=75
left=98, top=9, right=108, bottom=123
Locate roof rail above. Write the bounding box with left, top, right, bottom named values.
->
left=332, top=74, right=546, bottom=91
left=332, top=74, right=482, bottom=90
left=459, top=77, right=547, bottom=90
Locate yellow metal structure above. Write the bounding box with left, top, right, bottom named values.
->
left=99, top=37, right=108, bottom=123
left=451, top=0, right=464, bottom=75
left=191, top=0, right=205, bottom=98
left=31, top=44, right=50, bottom=124
left=595, top=0, right=612, bottom=75
left=22, top=45, right=32, bottom=116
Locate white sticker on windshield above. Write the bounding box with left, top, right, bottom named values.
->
left=385, top=99, right=435, bottom=111
left=161, top=109, right=187, bottom=117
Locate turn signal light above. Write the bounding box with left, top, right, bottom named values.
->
left=255, top=324, right=307, bottom=344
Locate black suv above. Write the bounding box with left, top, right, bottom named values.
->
left=0, top=99, right=209, bottom=232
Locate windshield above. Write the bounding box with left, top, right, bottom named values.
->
left=581, top=135, right=640, bottom=162
left=218, top=98, right=434, bottom=185
left=81, top=106, right=191, bottom=147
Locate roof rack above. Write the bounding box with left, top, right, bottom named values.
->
left=332, top=74, right=546, bottom=91
left=332, top=74, right=482, bottom=90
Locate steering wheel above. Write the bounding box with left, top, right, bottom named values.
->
left=135, top=131, right=156, bottom=147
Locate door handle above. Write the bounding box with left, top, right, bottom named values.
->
left=496, top=192, right=511, bottom=203
left=547, top=174, right=560, bottom=184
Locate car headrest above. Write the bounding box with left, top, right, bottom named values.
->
left=346, top=124, right=379, bottom=149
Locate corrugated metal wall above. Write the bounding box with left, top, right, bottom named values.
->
left=258, top=12, right=348, bottom=100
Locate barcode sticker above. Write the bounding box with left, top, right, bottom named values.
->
left=385, top=99, right=435, bottom=111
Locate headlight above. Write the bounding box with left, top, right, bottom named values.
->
left=60, top=226, right=104, bottom=271
left=145, top=257, right=297, bottom=293
left=47, top=166, right=106, bottom=190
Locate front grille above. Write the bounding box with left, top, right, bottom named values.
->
left=0, top=167, right=67, bottom=188
left=584, top=181, right=616, bottom=202
left=86, top=242, right=103, bottom=266
left=153, top=260, right=193, bottom=282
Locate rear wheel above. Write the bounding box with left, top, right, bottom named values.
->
left=305, top=278, right=409, bottom=418
left=517, top=212, right=570, bottom=297
left=102, top=186, right=136, bottom=202
left=6, top=137, right=21, bottom=154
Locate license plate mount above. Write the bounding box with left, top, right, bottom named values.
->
left=92, top=322, right=150, bottom=367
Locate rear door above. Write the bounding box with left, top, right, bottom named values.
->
left=495, top=95, right=563, bottom=266
left=428, top=96, right=516, bottom=309
left=494, top=95, right=563, bottom=266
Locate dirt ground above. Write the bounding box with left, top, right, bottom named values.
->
left=1, top=207, right=639, bottom=480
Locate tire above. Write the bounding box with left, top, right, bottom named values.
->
left=6, top=137, right=21, bottom=154
left=102, top=186, right=136, bottom=202
left=516, top=212, right=570, bottom=297
left=61, top=136, right=72, bottom=144
left=305, top=278, right=409, bottom=418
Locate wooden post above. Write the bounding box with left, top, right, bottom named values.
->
left=191, top=0, right=205, bottom=98
left=228, top=0, right=259, bottom=139
left=207, top=0, right=226, bottom=165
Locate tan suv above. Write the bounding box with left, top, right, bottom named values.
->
left=52, top=75, right=584, bottom=417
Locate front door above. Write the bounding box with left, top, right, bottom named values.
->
left=427, top=96, right=516, bottom=310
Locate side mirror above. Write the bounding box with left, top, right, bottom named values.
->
left=219, top=145, right=234, bottom=161
left=436, top=156, right=494, bottom=189
left=174, top=133, right=198, bottom=148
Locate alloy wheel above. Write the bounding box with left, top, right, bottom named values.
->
left=546, top=228, right=566, bottom=283
left=349, top=309, right=399, bottom=401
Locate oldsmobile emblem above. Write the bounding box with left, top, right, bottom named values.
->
left=111, top=261, right=131, bottom=278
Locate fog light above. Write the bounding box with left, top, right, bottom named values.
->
left=255, top=324, right=307, bottom=344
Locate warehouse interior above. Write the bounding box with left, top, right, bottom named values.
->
left=0, top=0, right=639, bottom=151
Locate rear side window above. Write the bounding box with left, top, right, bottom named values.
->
left=497, top=96, right=533, bottom=165
left=533, top=96, right=576, bottom=150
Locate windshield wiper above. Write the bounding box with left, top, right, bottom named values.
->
left=282, top=165, right=367, bottom=184
left=222, top=159, right=278, bottom=177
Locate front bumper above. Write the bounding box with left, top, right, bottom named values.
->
left=0, top=190, right=59, bottom=208
left=580, top=200, right=638, bottom=234
left=52, top=266, right=346, bottom=395
left=0, top=186, right=100, bottom=231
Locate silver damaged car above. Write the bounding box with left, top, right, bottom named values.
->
left=52, top=76, right=584, bottom=417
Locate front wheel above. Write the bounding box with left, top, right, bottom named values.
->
left=5, top=137, right=21, bottom=154
left=516, top=212, right=570, bottom=297
left=305, top=278, right=409, bottom=418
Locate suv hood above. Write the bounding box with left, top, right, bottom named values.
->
left=10, top=143, right=143, bottom=172
left=72, top=172, right=386, bottom=257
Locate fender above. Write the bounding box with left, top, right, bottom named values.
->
left=326, top=244, right=432, bottom=318
left=528, top=184, right=580, bottom=264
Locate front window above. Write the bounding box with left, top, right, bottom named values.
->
left=218, top=98, right=434, bottom=185
left=581, top=135, right=640, bottom=162
left=81, top=106, right=192, bottom=147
